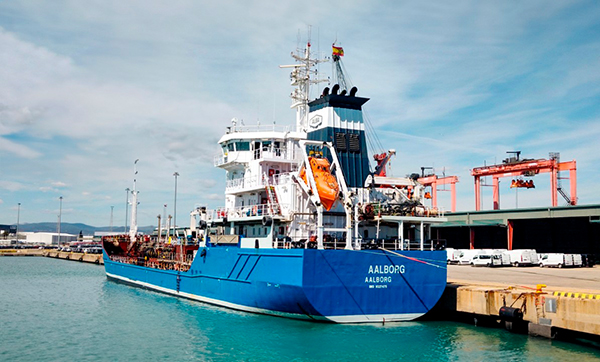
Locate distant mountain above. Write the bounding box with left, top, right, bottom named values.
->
left=18, top=222, right=156, bottom=235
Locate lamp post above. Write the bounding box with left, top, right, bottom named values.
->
left=16, top=203, right=21, bottom=243
left=173, top=172, right=179, bottom=242
left=129, top=159, right=140, bottom=241
left=162, top=204, right=167, bottom=242
left=58, top=196, right=63, bottom=245
left=110, top=206, right=114, bottom=233
left=125, top=188, right=130, bottom=233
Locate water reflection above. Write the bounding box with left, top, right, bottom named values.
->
left=1, top=258, right=599, bottom=361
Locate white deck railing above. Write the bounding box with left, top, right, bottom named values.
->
left=214, top=147, right=297, bottom=167
left=225, top=173, right=293, bottom=192
left=210, top=203, right=288, bottom=220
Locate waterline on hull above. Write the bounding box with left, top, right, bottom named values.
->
left=105, top=271, right=424, bottom=323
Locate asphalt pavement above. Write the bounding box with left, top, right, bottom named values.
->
left=448, top=264, right=600, bottom=293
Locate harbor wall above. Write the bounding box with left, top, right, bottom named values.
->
left=0, top=249, right=46, bottom=257
left=45, top=250, right=104, bottom=265
left=0, top=249, right=103, bottom=265
left=436, top=282, right=600, bottom=340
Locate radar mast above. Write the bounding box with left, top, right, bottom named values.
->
left=280, top=34, right=328, bottom=132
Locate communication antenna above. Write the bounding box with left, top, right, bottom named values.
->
left=280, top=29, right=328, bottom=132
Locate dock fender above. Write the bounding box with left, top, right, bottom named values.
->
left=499, top=306, right=523, bottom=321
left=262, top=216, right=273, bottom=226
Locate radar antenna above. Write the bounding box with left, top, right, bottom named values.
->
left=280, top=30, right=328, bottom=132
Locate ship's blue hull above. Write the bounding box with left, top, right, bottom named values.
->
left=103, top=247, right=446, bottom=323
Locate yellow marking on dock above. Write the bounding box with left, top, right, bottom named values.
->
left=553, top=291, right=600, bottom=299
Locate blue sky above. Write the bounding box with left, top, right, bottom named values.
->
left=1, top=1, right=600, bottom=227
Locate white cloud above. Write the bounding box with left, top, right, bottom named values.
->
left=205, top=193, right=223, bottom=201
left=0, top=181, right=26, bottom=192
left=1, top=1, right=600, bottom=224
left=0, top=137, right=41, bottom=158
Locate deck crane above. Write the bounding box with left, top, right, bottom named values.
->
left=373, top=150, right=396, bottom=177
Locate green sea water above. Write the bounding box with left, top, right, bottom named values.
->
left=1, top=257, right=599, bottom=361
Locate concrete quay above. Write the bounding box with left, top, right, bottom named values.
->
left=0, top=248, right=103, bottom=264
left=44, top=250, right=104, bottom=265
left=438, top=264, right=600, bottom=340
left=0, top=248, right=46, bottom=256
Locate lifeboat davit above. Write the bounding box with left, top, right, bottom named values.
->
left=299, top=157, right=340, bottom=211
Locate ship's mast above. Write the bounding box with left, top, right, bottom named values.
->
left=129, top=159, right=139, bottom=241
left=280, top=38, right=328, bottom=132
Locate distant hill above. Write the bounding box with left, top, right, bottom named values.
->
left=18, top=222, right=155, bottom=235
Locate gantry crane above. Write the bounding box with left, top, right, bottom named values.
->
left=471, top=152, right=577, bottom=211
left=417, top=167, right=459, bottom=212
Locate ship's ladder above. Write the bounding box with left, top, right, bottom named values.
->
left=263, top=173, right=281, bottom=215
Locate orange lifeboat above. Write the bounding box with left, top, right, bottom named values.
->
left=299, top=157, right=340, bottom=211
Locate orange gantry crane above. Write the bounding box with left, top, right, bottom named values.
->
left=471, top=152, right=577, bottom=211
left=418, top=173, right=459, bottom=212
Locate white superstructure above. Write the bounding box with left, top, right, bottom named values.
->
left=191, top=41, right=447, bottom=251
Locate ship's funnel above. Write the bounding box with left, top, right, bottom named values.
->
left=306, top=92, right=370, bottom=188
left=331, top=84, right=340, bottom=95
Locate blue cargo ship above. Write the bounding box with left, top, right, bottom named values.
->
left=103, top=40, right=448, bottom=323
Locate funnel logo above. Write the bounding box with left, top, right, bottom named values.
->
left=309, top=115, right=322, bottom=128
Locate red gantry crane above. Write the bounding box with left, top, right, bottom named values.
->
left=471, top=152, right=577, bottom=211
left=417, top=167, right=459, bottom=212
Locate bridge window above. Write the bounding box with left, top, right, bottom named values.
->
left=235, top=141, right=250, bottom=151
